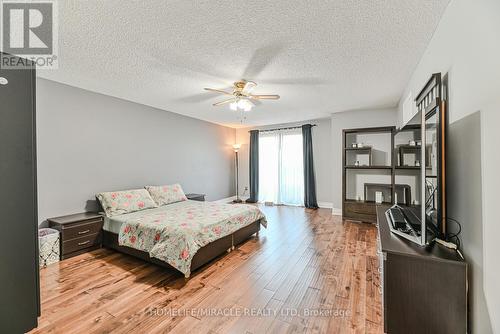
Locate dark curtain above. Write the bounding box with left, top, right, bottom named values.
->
left=246, top=130, right=259, bottom=203
left=302, top=124, right=319, bottom=209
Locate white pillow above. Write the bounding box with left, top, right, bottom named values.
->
left=145, top=184, right=187, bottom=206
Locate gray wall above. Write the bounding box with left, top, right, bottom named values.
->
left=447, top=112, right=490, bottom=333
left=397, top=0, right=500, bottom=331
left=235, top=118, right=333, bottom=207
left=36, top=78, right=236, bottom=225
left=331, top=108, right=397, bottom=211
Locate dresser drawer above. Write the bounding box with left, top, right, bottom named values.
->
left=344, top=201, right=376, bottom=214
left=344, top=202, right=376, bottom=223
left=62, top=219, right=103, bottom=241
left=62, top=233, right=101, bottom=255
left=345, top=211, right=376, bottom=223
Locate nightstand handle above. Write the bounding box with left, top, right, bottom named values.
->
left=78, top=229, right=90, bottom=235
left=78, top=240, right=91, bottom=246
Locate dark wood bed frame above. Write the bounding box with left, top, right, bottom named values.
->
left=102, top=219, right=261, bottom=275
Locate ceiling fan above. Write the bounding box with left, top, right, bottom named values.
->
left=204, top=80, right=280, bottom=111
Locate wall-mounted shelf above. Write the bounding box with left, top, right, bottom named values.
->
left=395, top=166, right=420, bottom=170
left=345, top=166, right=392, bottom=170
left=398, top=145, right=421, bottom=150
left=344, top=147, right=372, bottom=151
left=396, top=166, right=432, bottom=170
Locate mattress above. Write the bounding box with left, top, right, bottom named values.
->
left=103, top=200, right=267, bottom=277
left=103, top=214, right=125, bottom=234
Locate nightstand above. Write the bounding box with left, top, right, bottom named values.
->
left=48, top=212, right=104, bottom=260
left=185, top=193, right=206, bottom=201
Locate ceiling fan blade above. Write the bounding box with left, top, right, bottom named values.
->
left=241, top=81, right=257, bottom=95
left=204, top=88, right=233, bottom=96
left=249, top=94, right=280, bottom=100
left=248, top=99, right=262, bottom=106
left=213, top=98, right=236, bottom=106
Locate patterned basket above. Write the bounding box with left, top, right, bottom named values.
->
left=39, top=228, right=60, bottom=267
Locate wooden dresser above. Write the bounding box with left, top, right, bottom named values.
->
left=48, top=213, right=104, bottom=260
left=376, top=205, right=467, bottom=334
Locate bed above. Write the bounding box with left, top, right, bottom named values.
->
left=100, top=199, right=267, bottom=277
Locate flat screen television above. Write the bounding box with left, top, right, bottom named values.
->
left=387, top=73, right=447, bottom=246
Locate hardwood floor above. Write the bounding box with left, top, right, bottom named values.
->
left=31, top=205, right=382, bottom=334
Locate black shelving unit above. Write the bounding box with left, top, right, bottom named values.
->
left=342, top=126, right=395, bottom=223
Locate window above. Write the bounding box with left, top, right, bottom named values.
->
left=258, top=129, right=304, bottom=205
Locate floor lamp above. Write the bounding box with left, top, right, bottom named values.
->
left=232, top=144, right=242, bottom=203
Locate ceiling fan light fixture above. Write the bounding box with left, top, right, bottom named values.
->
left=237, top=99, right=252, bottom=111
left=207, top=80, right=278, bottom=114
left=230, top=101, right=238, bottom=111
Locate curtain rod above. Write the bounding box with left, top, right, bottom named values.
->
left=249, top=124, right=317, bottom=133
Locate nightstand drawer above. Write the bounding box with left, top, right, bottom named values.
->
left=62, top=233, right=101, bottom=255
left=62, top=219, right=103, bottom=241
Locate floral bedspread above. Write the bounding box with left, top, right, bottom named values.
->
left=117, top=200, right=266, bottom=277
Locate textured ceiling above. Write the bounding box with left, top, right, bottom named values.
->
left=38, top=0, right=450, bottom=128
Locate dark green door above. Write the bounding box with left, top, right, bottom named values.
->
left=0, top=53, right=40, bottom=333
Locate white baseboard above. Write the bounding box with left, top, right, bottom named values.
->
left=317, top=202, right=342, bottom=216
left=317, top=202, right=333, bottom=209
left=332, top=207, right=342, bottom=216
